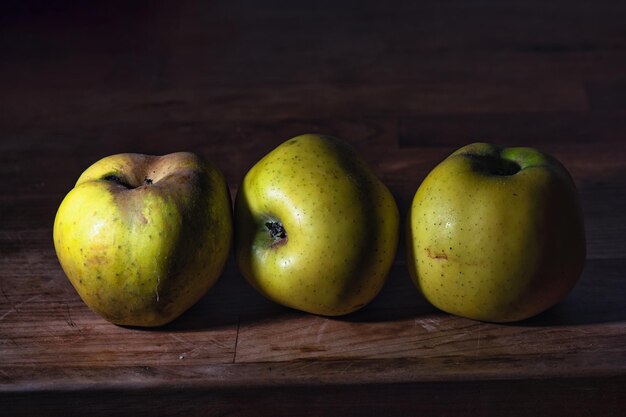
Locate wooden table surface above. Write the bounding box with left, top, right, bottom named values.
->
left=1, top=1, right=625, bottom=416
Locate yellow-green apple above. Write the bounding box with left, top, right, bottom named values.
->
left=235, top=134, right=399, bottom=316
left=53, top=152, right=233, bottom=327
left=407, top=143, right=586, bottom=322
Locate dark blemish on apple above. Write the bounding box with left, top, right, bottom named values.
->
left=265, top=221, right=287, bottom=242
left=425, top=248, right=448, bottom=260
left=144, top=177, right=153, bottom=185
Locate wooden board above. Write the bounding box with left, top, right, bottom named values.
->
left=1, top=1, right=625, bottom=416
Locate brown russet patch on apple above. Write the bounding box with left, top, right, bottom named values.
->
left=84, top=244, right=112, bottom=266
left=425, top=248, right=448, bottom=260
left=107, top=156, right=204, bottom=227
left=173, top=173, right=193, bottom=186
left=138, top=211, right=148, bottom=225
left=424, top=248, right=486, bottom=268
left=86, top=254, right=109, bottom=266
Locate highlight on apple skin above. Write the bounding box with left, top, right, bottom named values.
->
left=406, top=142, right=586, bottom=323
left=234, top=134, right=400, bottom=316
left=53, top=152, right=233, bottom=327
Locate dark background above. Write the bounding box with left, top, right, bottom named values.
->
left=1, top=1, right=625, bottom=416
left=2, top=1, right=625, bottom=170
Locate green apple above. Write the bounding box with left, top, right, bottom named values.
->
left=406, top=143, right=586, bottom=322
left=53, top=152, right=233, bottom=327
left=235, top=134, right=399, bottom=316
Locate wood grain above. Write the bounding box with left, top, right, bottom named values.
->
left=1, top=0, right=626, bottom=415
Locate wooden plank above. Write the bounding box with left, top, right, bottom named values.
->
left=2, top=376, right=625, bottom=417
left=0, top=274, right=240, bottom=369
left=0, top=81, right=588, bottom=136
left=3, top=1, right=626, bottom=90
left=234, top=259, right=626, bottom=363
left=2, top=251, right=625, bottom=383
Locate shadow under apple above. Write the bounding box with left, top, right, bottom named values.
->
left=515, top=258, right=626, bottom=326
left=142, top=254, right=286, bottom=332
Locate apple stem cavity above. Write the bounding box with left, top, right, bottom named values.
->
left=466, top=154, right=521, bottom=176
left=265, top=221, right=287, bottom=245
left=103, top=175, right=132, bottom=189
